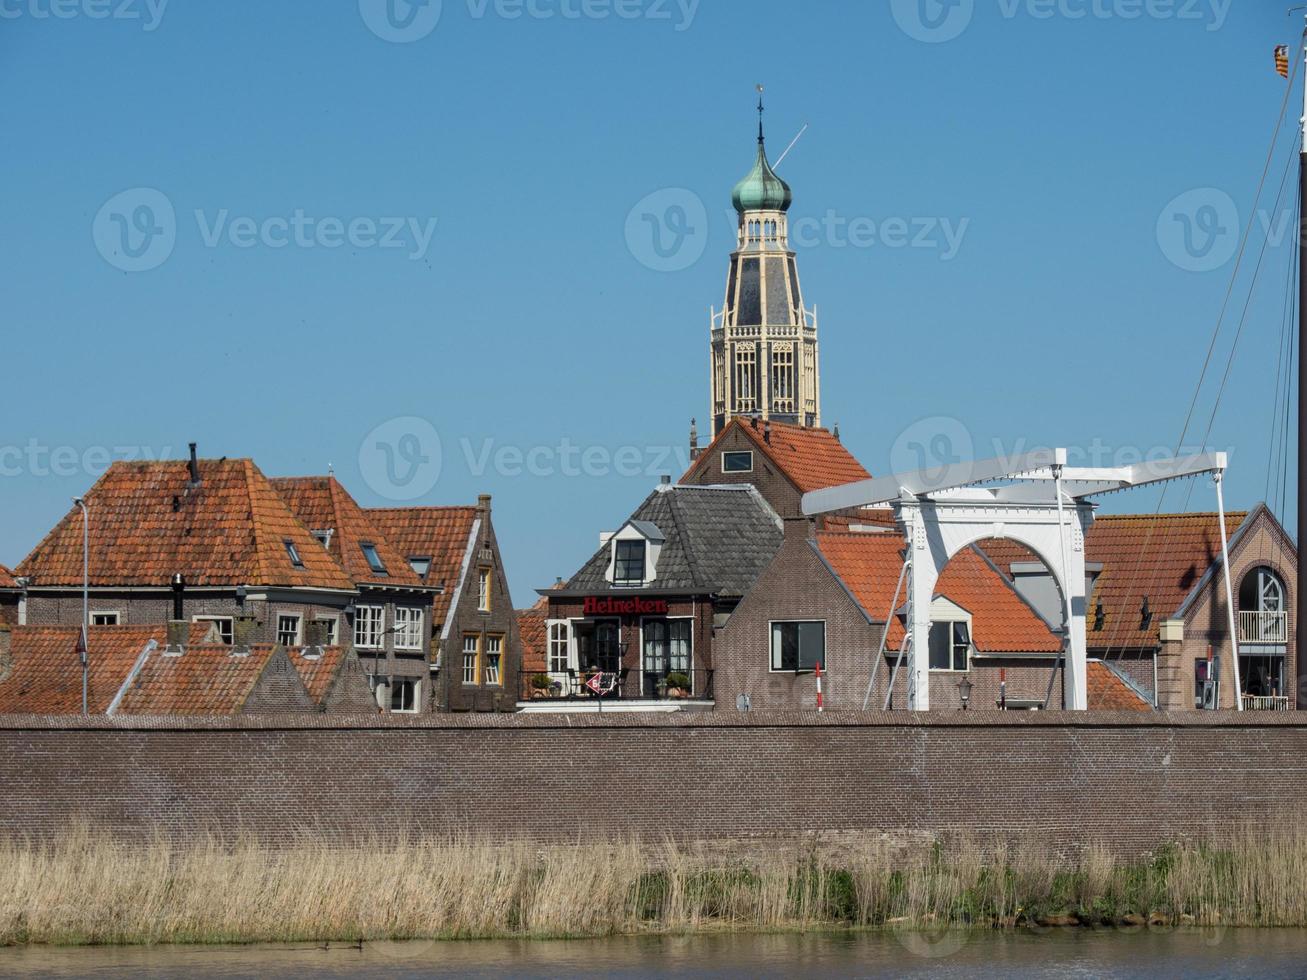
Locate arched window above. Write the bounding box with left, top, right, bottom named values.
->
left=1238, top=567, right=1287, bottom=644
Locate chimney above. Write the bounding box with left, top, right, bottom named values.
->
left=477, top=494, right=491, bottom=517
left=305, top=620, right=329, bottom=647
left=763, top=420, right=771, bottom=445
left=171, top=573, right=185, bottom=621
left=0, top=625, right=11, bottom=684
left=166, top=619, right=188, bottom=651
left=660, top=474, right=672, bottom=486
left=186, top=443, right=201, bottom=489
left=749, top=415, right=758, bottom=430
left=233, top=615, right=258, bottom=649
left=833, top=423, right=841, bottom=443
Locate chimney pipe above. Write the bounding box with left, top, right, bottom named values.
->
left=763, top=421, right=771, bottom=445
left=187, top=443, right=200, bottom=488
left=171, top=573, right=185, bottom=621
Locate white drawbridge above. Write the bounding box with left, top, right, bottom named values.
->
left=801, top=448, right=1237, bottom=711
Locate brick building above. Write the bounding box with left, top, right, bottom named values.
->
left=0, top=566, right=18, bottom=627
left=524, top=482, right=782, bottom=710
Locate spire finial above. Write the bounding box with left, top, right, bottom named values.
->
left=756, top=83, right=765, bottom=145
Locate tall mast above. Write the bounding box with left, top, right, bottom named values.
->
left=1298, top=16, right=1307, bottom=703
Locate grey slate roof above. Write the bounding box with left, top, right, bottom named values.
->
left=565, top=485, right=783, bottom=597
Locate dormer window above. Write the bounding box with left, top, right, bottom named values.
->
left=361, top=542, right=387, bottom=575
left=408, top=556, right=432, bottom=578
left=284, top=539, right=304, bottom=569
left=613, top=540, right=646, bottom=587
left=312, top=529, right=333, bottom=549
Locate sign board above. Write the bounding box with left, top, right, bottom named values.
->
left=582, top=596, right=669, bottom=616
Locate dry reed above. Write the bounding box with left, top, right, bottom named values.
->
left=3, top=827, right=1306, bottom=946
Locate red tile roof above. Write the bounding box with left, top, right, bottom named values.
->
left=817, top=533, right=1060, bottom=653
left=270, top=477, right=424, bottom=589
left=819, top=508, right=899, bottom=532
left=18, top=460, right=354, bottom=592
left=368, top=506, right=478, bottom=625
left=0, top=623, right=206, bottom=715
left=686, top=419, right=871, bottom=494
left=114, top=643, right=286, bottom=715
left=1085, top=512, right=1246, bottom=650
left=0, top=565, right=16, bottom=589
left=1087, top=661, right=1152, bottom=711
left=287, top=645, right=354, bottom=707
left=517, top=597, right=549, bottom=675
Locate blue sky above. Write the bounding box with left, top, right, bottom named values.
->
left=0, top=0, right=1300, bottom=603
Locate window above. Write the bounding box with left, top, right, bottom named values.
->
left=548, top=622, right=572, bottom=674
left=360, top=542, right=387, bottom=575
left=462, top=635, right=480, bottom=685
left=284, top=539, right=304, bottom=569
left=389, top=678, right=419, bottom=713
left=276, top=614, right=302, bottom=647
left=312, top=529, right=333, bottom=549
left=770, top=621, right=825, bottom=672
left=613, top=540, right=645, bottom=586
left=193, top=616, right=234, bottom=645
left=478, top=569, right=492, bottom=611
left=721, top=450, right=754, bottom=474
left=485, top=635, right=503, bottom=686
left=354, top=605, right=384, bottom=649
left=642, top=619, right=692, bottom=696
left=90, top=612, right=119, bottom=627
left=929, top=621, right=971, bottom=673
left=408, top=556, right=432, bottom=578
left=771, top=347, right=795, bottom=414
left=313, top=617, right=338, bottom=646
left=394, top=607, right=424, bottom=652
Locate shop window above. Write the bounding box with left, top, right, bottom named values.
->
left=721, top=451, right=754, bottom=474
left=929, top=621, right=971, bottom=673
left=770, top=621, right=824, bottom=672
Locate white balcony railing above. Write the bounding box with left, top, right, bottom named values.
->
left=1239, top=610, right=1288, bottom=644
left=1242, top=695, right=1291, bottom=711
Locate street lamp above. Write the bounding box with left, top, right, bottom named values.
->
left=956, top=675, right=974, bottom=711
left=72, top=497, right=89, bottom=716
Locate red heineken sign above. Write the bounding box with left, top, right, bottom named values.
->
left=582, top=596, right=669, bottom=616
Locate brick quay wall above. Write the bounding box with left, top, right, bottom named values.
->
left=0, top=712, right=1301, bottom=853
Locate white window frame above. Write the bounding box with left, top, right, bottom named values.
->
left=612, top=539, right=647, bottom=588
left=394, top=607, right=425, bottom=652
left=477, top=569, right=492, bottom=612
left=769, top=619, right=826, bottom=673
left=721, top=450, right=754, bottom=474
left=193, top=615, right=234, bottom=645
left=90, top=611, right=121, bottom=627
left=928, top=620, right=972, bottom=674
left=640, top=616, right=694, bottom=695
left=547, top=620, right=574, bottom=678
left=276, top=613, right=302, bottom=647
left=462, top=634, right=480, bottom=685
left=389, top=678, right=420, bottom=713
left=484, top=635, right=503, bottom=686
left=354, top=604, right=385, bottom=650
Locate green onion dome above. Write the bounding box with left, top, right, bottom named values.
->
left=732, top=141, right=792, bottom=214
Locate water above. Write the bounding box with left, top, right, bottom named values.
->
left=2, top=929, right=1305, bottom=978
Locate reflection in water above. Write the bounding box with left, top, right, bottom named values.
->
left=3, top=928, right=1307, bottom=979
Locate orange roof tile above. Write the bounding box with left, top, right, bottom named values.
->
left=18, top=460, right=354, bottom=592
left=517, top=597, right=549, bottom=675
left=0, top=623, right=206, bottom=715
left=1087, top=661, right=1152, bottom=711
left=0, top=565, right=16, bottom=589
left=287, top=645, right=354, bottom=707
left=1085, top=512, right=1246, bottom=650
left=686, top=419, right=871, bottom=494
left=114, top=642, right=284, bottom=715
left=819, top=507, right=899, bottom=532
left=270, top=477, right=424, bottom=589
left=816, top=533, right=1060, bottom=653
left=368, top=506, right=477, bottom=625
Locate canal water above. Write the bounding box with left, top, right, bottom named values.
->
left=2, top=928, right=1305, bottom=978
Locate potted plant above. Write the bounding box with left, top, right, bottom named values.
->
left=666, top=672, right=691, bottom=699
left=529, top=674, right=552, bottom=699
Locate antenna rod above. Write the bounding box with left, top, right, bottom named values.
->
left=1297, top=13, right=1306, bottom=706
left=774, top=124, right=809, bottom=169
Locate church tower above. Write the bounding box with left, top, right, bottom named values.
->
left=710, top=92, right=820, bottom=438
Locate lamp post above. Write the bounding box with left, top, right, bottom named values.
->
left=956, top=675, right=974, bottom=712
left=72, top=497, right=89, bottom=716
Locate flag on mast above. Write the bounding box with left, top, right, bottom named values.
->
left=1276, top=44, right=1290, bottom=79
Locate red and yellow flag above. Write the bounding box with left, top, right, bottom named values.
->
left=1276, top=45, right=1291, bottom=79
